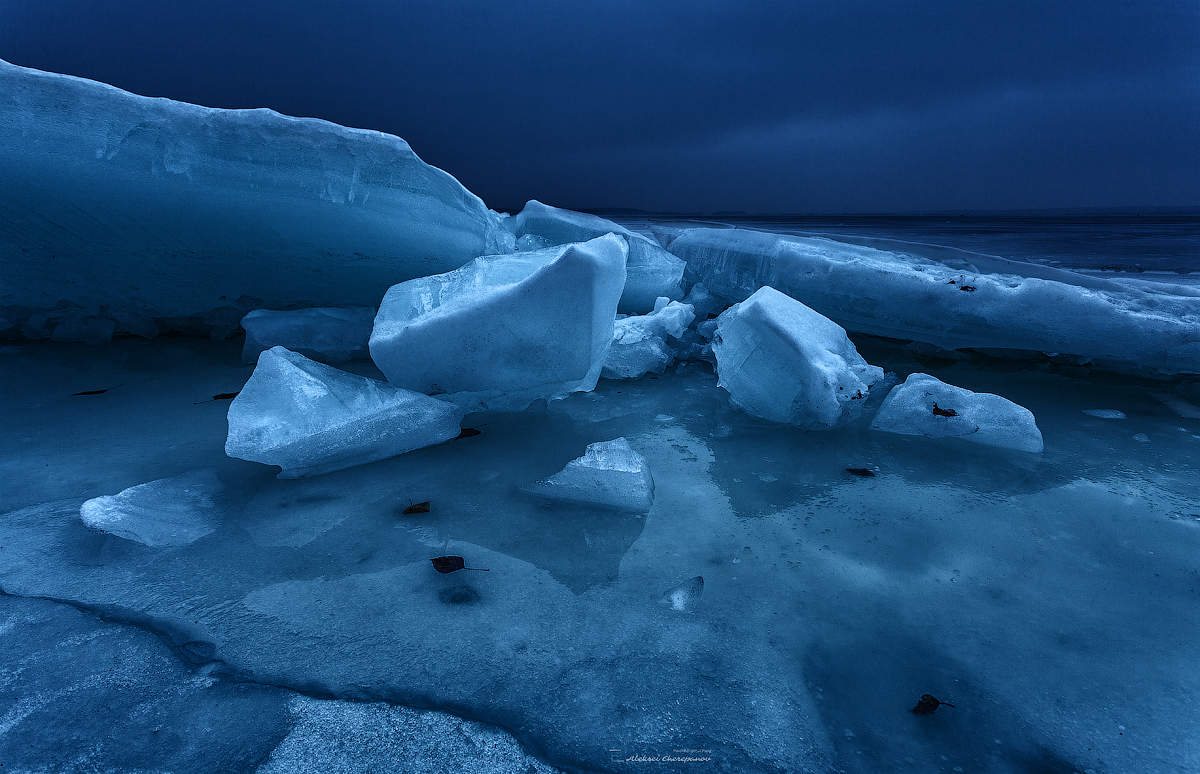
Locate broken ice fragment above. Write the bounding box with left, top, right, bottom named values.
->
left=241, top=307, right=375, bottom=364
left=523, top=437, right=654, bottom=512
left=370, top=235, right=627, bottom=411
left=508, top=200, right=684, bottom=313
left=660, top=576, right=704, bottom=612
left=225, top=347, right=464, bottom=478
left=80, top=470, right=220, bottom=547
left=712, top=286, right=884, bottom=428
left=603, top=298, right=696, bottom=380
left=871, top=373, right=1044, bottom=452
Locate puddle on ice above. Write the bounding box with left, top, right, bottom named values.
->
left=1, top=338, right=1198, bottom=773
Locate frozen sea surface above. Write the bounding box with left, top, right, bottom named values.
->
left=1, top=338, right=1199, bottom=772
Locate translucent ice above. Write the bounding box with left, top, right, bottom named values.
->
left=668, top=227, right=1200, bottom=375
left=1082, top=408, right=1126, bottom=419
left=524, top=437, right=655, bottom=512
left=712, top=286, right=884, bottom=428
left=225, top=347, right=463, bottom=477
left=370, top=235, right=627, bottom=410
left=509, top=200, right=684, bottom=313
left=0, top=59, right=513, bottom=339
left=240, top=307, right=375, bottom=364
left=79, top=470, right=220, bottom=547
left=871, top=372, right=1044, bottom=452
left=660, top=576, right=704, bottom=612
left=603, top=297, right=696, bottom=380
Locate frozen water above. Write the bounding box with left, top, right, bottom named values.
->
left=712, top=286, right=885, bottom=428
left=225, top=347, right=464, bottom=477
left=660, top=575, right=704, bottom=612
left=603, top=297, right=696, bottom=379
left=871, top=372, right=1044, bottom=452
left=682, top=281, right=726, bottom=320
left=1083, top=408, right=1127, bottom=419
left=370, top=235, right=627, bottom=410
left=2, top=337, right=1200, bottom=773
left=240, top=307, right=375, bottom=364
left=523, top=437, right=654, bottom=512
left=79, top=469, right=220, bottom=547
left=668, top=227, right=1200, bottom=375
left=509, top=200, right=685, bottom=313
left=0, top=59, right=513, bottom=339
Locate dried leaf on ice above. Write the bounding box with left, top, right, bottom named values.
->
left=403, top=501, right=431, bottom=515
left=932, top=402, right=958, bottom=417
left=72, top=388, right=108, bottom=396
left=959, top=285, right=977, bottom=292
left=910, top=694, right=955, bottom=715
left=846, top=467, right=876, bottom=478
left=456, top=427, right=482, bottom=439
left=430, top=555, right=489, bottom=573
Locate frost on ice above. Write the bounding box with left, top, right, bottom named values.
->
left=508, top=200, right=685, bottom=313
left=523, top=437, right=655, bottom=512
left=225, top=347, right=463, bottom=478
left=712, top=286, right=884, bottom=428
left=871, top=372, right=1044, bottom=452
left=79, top=470, right=220, bottom=547
left=0, top=59, right=513, bottom=340
left=241, top=307, right=375, bottom=364
left=668, top=227, right=1200, bottom=375
left=603, top=297, right=696, bottom=380
left=370, top=235, right=627, bottom=410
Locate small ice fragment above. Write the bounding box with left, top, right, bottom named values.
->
left=602, top=299, right=695, bottom=380
left=660, top=576, right=704, bottom=612
left=871, top=373, right=1044, bottom=452
left=241, top=307, right=375, bottom=364
left=523, top=437, right=654, bottom=512
left=712, top=286, right=884, bottom=428
left=1082, top=409, right=1126, bottom=419
left=225, top=347, right=463, bottom=478
left=370, top=235, right=627, bottom=411
left=1133, top=433, right=1150, bottom=443
left=80, top=470, right=220, bottom=547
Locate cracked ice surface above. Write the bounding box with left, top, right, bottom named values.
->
left=1, top=338, right=1200, bottom=773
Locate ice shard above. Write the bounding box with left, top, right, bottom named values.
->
left=225, top=347, right=464, bottom=477
left=603, top=297, right=695, bottom=380
left=523, top=437, right=655, bottom=512
left=369, top=235, right=627, bottom=410
left=80, top=470, right=220, bottom=547
left=0, top=59, right=513, bottom=340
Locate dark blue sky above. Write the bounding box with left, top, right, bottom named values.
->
left=2, top=0, right=1197, bottom=214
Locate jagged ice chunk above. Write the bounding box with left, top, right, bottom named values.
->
left=603, top=297, right=696, bottom=379
left=524, top=437, right=655, bottom=512
left=871, top=372, right=1044, bottom=452
left=225, top=347, right=463, bottom=478
left=712, top=286, right=884, bottom=428
left=241, top=307, right=375, bottom=364
left=370, top=235, right=627, bottom=410
left=79, top=470, right=220, bottom=547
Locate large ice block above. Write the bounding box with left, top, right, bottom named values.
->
left=225, top=347, right=463, bottom=477
left=240, top=307, right=375, bottom=364
left=603, top=297, right=696, bottom=379
left=668, top=227, right=1200, bottom=375
left=509, top=200, right=684, bottom=313
left=80, top=470, right=220, bottom=547
left=712, top=286, right=884, bottom=428
left=0, top=59, right=513, bottom=340
left=369, top=235, right=627, bottom=410
left=523, top=437, right=654, bottom=512
left=871, top=372, right=1044, bottom=452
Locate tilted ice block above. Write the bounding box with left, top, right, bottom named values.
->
left=80, top=470, right=220, bottom=547
left=241, top=307, right=375, bottom=364
left=712, top=286, right=884, bottom=428
left=225, top=347, right=463, bottom=478
left=603, top=297, right=696, bottom=380
left=370, top=235, right=627, bottom=410
left=523, top=438, right=654, bottom=512
left=669, top=227, right=1200, bottom=375
left=871, top=372, right=1044, bottom=452
left=510, top=200, right=684, bottom=313
left=0, top=59, right=513, bottom=339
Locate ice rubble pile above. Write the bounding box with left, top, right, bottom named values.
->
left=225, top=347, right=464, bottom=478
left=523, top=437, right=655, bottom=512
left=603, top=297, right=696, bottom=380
left=871, top=373, right=1044, bottom=452
left=80, top=470, right=221, bottom=547
left=370, top=235, right=628, bottom=410
left=666, top=227, right=1200, bottom=375
left=241, top=307, right=375, bottom=364
left=0, top=58, right=513, bottom=341
left=712, top=287, right=885, bottom=429
left=507, top=200, right=685, bottom=313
